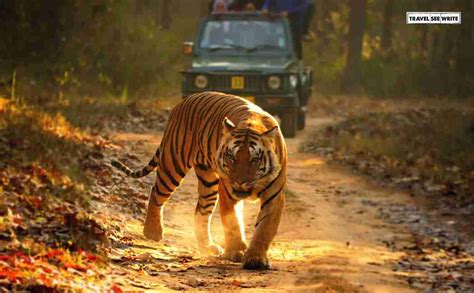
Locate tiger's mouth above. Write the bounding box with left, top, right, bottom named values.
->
left=232, top=188, right=253, bottom=198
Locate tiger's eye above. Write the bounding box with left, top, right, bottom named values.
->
left=226, top=151, right=235, bottom=163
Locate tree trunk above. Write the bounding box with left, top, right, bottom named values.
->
left=381, top=0, right=394, bottom=51
left=160, top=0, right=171, bottom=30
left=200, top=0, right=211, bottom=17
left=135, top=0, right=145, bottom=14
left=313, top=0, right=321, bottom=37
left=153, top=0, right=160, bottom=26
left=420, top=26, right=428, bottom=58
left=316, top=1, right=332, bottom=53
left=342, top=0, right=366, bottom=91
left=455, top=0, right=473, bottom=97
left=320, top=2, right=333, bottom=35
left=416, top=0, right=431, bottom=59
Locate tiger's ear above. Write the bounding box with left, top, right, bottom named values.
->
left=223, top=117, right=236, bottom=134
left=262, top=125, right=278, bottom=138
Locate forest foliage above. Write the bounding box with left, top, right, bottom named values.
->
left=0, top=1, right=473, bottom=290
left=309, top=0, right=473, bottom=97
left=0, top=0, right=202, bottom=100
left=0, top=0, right=472, bottom=100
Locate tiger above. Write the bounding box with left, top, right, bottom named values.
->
left=111, top=91, right=287, bottom=270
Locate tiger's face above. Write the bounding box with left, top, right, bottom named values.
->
left=216, top=117, right=280, bottom=199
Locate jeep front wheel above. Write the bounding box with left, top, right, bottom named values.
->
left=280, top=108, right=297, bottom=138
left=297, top=109, right=306, bottom=130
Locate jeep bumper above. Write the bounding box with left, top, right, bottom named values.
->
left=182, top=91, right=299, bottom=113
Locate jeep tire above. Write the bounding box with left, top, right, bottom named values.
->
left=280, top=108, right=297, bottom=138
left=297, top=108, right=306, bottom=130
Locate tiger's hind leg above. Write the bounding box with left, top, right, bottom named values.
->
left=194, top=164, right=223, bottom=256
left=143, top=164, right=186, bottom=242
left=143, top=185, right=167, bottom=241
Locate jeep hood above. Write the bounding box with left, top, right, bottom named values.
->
left=192, top=56, right=297, bottom=72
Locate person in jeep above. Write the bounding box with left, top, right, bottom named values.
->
left=209, top=0, right=264, bottom=13
left=262, top=0, right=309, bottom=59
left=228, top=0, right=264, bottom=11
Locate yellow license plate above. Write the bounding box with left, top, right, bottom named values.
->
left=231, top=76, right=244, bottom=89
left=267, top=97, right=280, bottom=105
left=244, top=96, right=255, bottom=103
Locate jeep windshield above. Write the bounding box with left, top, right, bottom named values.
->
left=199, top=19, right=289, bottom=55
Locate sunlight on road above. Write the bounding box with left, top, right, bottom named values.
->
left=270, top=239, right=401, bottom=263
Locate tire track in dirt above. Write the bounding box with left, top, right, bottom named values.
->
left=101, top=118, right=416, bottom=292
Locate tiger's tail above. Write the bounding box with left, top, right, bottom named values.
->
left=111, top=148, right=160, bottom=178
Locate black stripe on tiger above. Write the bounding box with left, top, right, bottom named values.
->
left=196, top=174, right=219, bottom=188
left=201, top=191, right=218, bottom=199
left=185, top=94, right=212, bottom=167
left=167, top=104, right=187, bottom=178
left=198, top=202, right=217, bottom=211
left=261, top=185, right=284, bottom=210
left=257, top=169, right=282, bottom=197
left=196, top=203, right=216, bottom=215
left=150, top=185, right=171, bottom=207
left=255, top=213, right=271, bottom=228
left=111, top=148, right=160, bottom=178
left=223, top=182, right=240, bottom=201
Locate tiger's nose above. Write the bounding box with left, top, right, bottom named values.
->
left=232, top=182, right=251, bottom=190
left=232, top=181, right=254, bottom=192
left=232, top=184, right=254, bottom=197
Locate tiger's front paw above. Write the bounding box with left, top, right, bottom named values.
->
left=224, top=249, right=245, bottom=262
left=242, top=251, right=270, bottom=270
left=199, top=243, right=224, bottom=256
left=143, top=223, right=163, bottom=242
left=223, top=240, right=247, bottom=262
left=209, top=244, right=224, bottom=256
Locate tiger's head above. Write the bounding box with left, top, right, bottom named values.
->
left=216, top=116, right=282, bottom=199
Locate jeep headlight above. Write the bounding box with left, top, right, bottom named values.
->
left=289, top=75, right=298, bottom=88
left=267, top=75, right=281, bottom=90
left=194, top=75, right=208, bottom=89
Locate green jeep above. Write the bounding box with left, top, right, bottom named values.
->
left=180, top=12, right=312, bottom=138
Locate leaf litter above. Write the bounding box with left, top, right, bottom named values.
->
left=302, top=107, right=474, bottom=290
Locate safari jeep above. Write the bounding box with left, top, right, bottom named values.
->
left=180, top=12, right=312, bottom=138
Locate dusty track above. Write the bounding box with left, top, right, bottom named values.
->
left=101, top=117, right=419, bottom=292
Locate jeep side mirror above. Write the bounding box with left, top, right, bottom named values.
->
left=183, top=42, right=194, bottom=56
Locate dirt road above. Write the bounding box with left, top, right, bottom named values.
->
left=98, top=118, right=431, bottom=292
